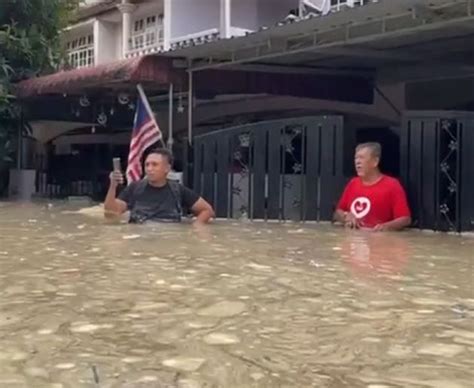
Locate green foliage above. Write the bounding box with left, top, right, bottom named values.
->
left=0, top=0, right=79, bottom=172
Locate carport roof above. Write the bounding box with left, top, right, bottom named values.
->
left=164, top=0, right=474, bottom=82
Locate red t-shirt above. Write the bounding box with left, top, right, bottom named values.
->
left=337, top=175, right=411, bottom=228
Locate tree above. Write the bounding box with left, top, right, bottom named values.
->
left=0, top=0, right=78, bottom=194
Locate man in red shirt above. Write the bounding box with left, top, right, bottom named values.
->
left=334, top=142, right=411, bottom=231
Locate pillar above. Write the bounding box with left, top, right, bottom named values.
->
left=163, top=0, right=171, bottom=51
left=117, top=0, right=136, bottom=58
left=220, top=0, right=231, bottom=39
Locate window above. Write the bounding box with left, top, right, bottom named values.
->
left=66, top=34, right=94, bottom=68
left=130, top=14, right=163, bottom=52
left=330, top=0, right=347, bottom=11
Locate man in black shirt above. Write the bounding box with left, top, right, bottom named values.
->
left=104, top=148, right=214, bottom=224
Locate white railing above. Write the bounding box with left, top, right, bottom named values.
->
left=330, top=0, right=375, bottom=12
left=301, top=0, right=377, bottom=15
left=67, top=46, right=94, bottom=68
left=125, top=25, right=164, bottom=58
left=169, top=28, right=220, bottom=50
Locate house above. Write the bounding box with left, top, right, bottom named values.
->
left=14, top=0, right=474, bottom=231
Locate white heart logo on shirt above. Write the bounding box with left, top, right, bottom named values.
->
left=350, top=197, right=371, bottom=219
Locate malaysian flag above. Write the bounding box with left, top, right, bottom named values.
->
left=126, top=84, right=163, bottom=183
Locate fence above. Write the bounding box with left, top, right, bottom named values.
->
left=400, top=111, right=474, bottom=232
left=191, top=116, right=348, bottom=221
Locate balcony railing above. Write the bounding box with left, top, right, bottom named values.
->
left=67, top=46, right=95, bottom=69
left=169, top=28, right=220, bottom=50
left=125, top=25, right=164, bottom=58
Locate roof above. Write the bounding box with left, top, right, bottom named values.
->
left=73, top=0, right=117, bottom=22
left=15, top=56, right=183, bottom=99
left=163, top=0, right=474, bottom=82
left=72, top=0, right=148, bottom=23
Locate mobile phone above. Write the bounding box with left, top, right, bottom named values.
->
left=112, top=157, right=121, bottom=172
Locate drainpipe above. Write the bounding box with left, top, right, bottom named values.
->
left=17, top=106, right=23, bottom=170
left=187, top=70, right=193, bottom=145
left=168, top=82, right=174, bottom=150
left=117, top=0, right=136, bottom=58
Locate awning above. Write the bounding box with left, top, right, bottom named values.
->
left=15, top=56, right=183, bottom=99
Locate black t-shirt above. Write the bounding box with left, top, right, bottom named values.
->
left=118, top=181, right=200, bottom=222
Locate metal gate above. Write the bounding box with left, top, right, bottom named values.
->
left=191, top=116, right=347, bottom=222
left=400, top=112, right=474, bottom=232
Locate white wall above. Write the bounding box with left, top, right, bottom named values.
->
left=96, top=21, right=119, bottom=64
left=133, top=1, right=164, bottom=20
left=170, top=0, right=220, bottom=40
left=231, top=0, right=298, bottom=31
left=115, top=22, right=123, bottom=59
left=257, top=0, right=298, bottom=27
left=231, top=0, right=258, bottom=31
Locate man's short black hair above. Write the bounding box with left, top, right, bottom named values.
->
left=145, top=147, right=174, bottom=166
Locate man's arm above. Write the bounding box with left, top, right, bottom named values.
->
left=333, top=209, right=347, bottom=224
left=191, top=197, right=215, bottom=224
left=333, top=179, right=357, bottom=227
left=374, top=216, right=411, bottom=231
left=104, top=172, right=128, bottom=218
left=374, top=179, right=411, bottom=231
left=181, top=185, right=215, bottom=224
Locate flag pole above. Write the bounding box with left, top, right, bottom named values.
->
left=136, top=83, right=166, bottom=148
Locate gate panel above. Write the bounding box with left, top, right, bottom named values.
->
left=230, top=130, right=251, bottom=218
left=408, top=120, right=423, bottom=229
left=252, top=126, right=267, bottom=219
left=304, top=124, right=321, bottom=221
left=202, top=138, right=217, bottom=206
left=399, top=119, right=410, bottom=193
left=267, top=125, right=282, bottom=220
left=319, top=117, right=344, bottom=221
left=438, top=118, right=460, bottom=232
left=282, top=123, right=304, bottom=221
left=193, top=116, right=346, bottom=222
left=460, top=119, right=474, bottom=231
left=420, top=120, right=438, bottom=230
left=193, top=141, right=203, bottom=196
left=401, top=111, right=474, bottom=232
left=216, top=135, right=230, bottom=218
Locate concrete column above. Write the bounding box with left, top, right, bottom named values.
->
left=117, top=0, right=136, bottom=58
left=93, top=20, right=100, bottom=65
left=163, top=0, right=171, bottom=50
left=220, top=0, right=231, bottom=39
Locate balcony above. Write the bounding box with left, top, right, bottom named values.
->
left=66, top=34, right=95, bottom=69
left=169, top=28, right=220, bottom=51
left=329, top=0, right=375, bottom=12
left=125, top=15, right=164, bottom=58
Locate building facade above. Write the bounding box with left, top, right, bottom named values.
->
left=14, top=0, right=474, bottom=232
left=66, top=0, right=378, bottom=68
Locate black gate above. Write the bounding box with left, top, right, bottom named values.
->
left=400, top=112, right=474, bottom=232
left=191, top=116, right=347, bottom=222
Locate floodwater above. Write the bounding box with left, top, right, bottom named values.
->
left=0, top=202, right=473, bottom=388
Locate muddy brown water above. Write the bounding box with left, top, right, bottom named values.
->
left=0, top=202, right=473, bottom=388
